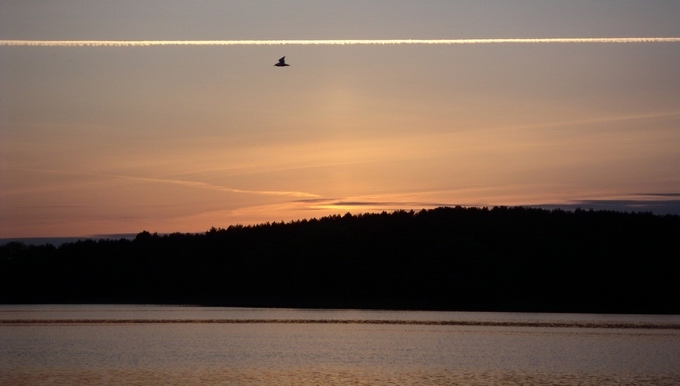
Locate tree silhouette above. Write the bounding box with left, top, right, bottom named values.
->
left=1, top=207, right=678, bottom=313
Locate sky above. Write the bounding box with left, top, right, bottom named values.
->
left=1, top=1, right=680, bottom=238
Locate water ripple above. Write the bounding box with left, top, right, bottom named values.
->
left=2, top=318, right=679, bottom=329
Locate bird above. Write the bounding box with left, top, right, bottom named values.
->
left=274, top=56, right=290, bottom=67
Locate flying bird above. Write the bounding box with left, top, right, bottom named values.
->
left=274, top=56, right=290, bottom=67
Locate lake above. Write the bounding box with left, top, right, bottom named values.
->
left=2, top=305, right=680, bottom=385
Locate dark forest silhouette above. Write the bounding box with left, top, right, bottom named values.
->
left=2, top=206, right=679, bottom=314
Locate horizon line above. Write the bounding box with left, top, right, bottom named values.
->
left=2, top=37, right=680, bottom=47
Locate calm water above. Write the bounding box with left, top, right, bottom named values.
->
left=1, top=305, right=680, bottom=385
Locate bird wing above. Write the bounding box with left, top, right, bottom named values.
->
left=278, top=57, right=286, bottom=64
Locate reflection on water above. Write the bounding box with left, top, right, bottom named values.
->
left=1, top=306, right=680, bottom=385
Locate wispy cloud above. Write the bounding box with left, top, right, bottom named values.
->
left=635, top=193, right=680, bottom=197
left=329, top=200, right=452, bottom=208
left=2, top=38, right=680, bottom=47
left=111, top=174, right=319, bottom=198
left=4, top=168, right=319, bottom=198
left=293, top=198, right=455, bottom=210
left=218, top=197, right=460, bottom=227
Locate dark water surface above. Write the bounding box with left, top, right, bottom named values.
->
left=2, top=305, right=680, bottom=385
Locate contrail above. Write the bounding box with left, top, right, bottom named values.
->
left=1, top=38, right=680, bottom=47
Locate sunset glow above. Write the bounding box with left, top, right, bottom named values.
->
left=2, top=1, right=680, bottom=238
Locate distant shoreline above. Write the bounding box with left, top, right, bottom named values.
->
left=0, top=235, right=138, bottom=247
left=2, top=206, right=679, bottom=315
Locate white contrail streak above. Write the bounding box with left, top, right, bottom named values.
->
left=1, top=38, right=680, bottom=47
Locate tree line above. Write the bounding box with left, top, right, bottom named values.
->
left=1, top=206, right=679, bottom=313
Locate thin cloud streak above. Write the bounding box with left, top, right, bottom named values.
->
left=113, top=174, right=320, bottom=198
left=291, top=198, right=455, bottom=209
left=2, top=38, right=680, bottom=47
left=4, top=168, right=319, bottom=198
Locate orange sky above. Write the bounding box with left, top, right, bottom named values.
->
left=2, top=1, right=680, bottom=237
